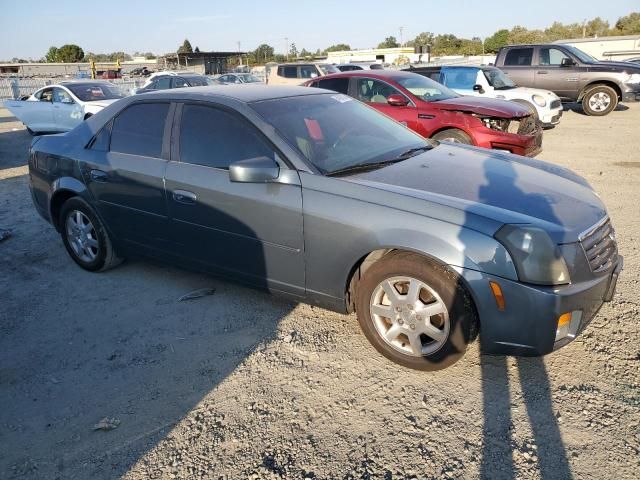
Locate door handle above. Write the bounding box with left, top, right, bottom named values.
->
left=90, top=169, right=108, bottom=182
left=537, top=70, right=548, bottom=74
left=172, top=190, right=197, bottom=204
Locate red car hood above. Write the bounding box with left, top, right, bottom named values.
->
left=428, top=96, right=531, bottom=118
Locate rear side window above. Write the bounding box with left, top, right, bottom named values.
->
left=179, top=104, right=273, bottom=169
left=155, top=77, right=171, bottom=89
left=110, top=103, right=169, bottom=158
left=315, top=77, right=349, bottom=94
left=504, top=48, right=534, bottom=66
left=279, top=66, right=297, bottom=78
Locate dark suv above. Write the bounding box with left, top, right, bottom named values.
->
left=495, top=44, right=640, bottom=116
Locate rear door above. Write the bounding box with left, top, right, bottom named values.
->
left=352, top=77, right=418, bottom=130
left=164, top=102, right=305, bottom=295
left=80, top=101, right=173, bottom=251
left=52, top=87, right=83, bottom=131
left=535, top=46, right=581, bottom=100
left=500, top=47, right=535, bottom=87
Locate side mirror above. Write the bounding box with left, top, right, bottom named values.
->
left=310, top=73, right=318, bottom=78
left=561, top=58, right=576, bottom=67
left=473, top=84, right=485, bottom=94
left=229, top=156, right=279, bottom=183
left=387, top=93, right=410, bottom=107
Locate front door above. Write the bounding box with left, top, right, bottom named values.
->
left=164, top=103, right=305, bottom=295
left=79, top=101, right=173, bottom=251
left=535, top=47, right=581, bottom=100
left=353, top=77, right=418, bottom=130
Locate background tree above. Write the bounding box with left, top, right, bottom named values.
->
left=177, top=39, right=193, bottom=54
left=406, top=32, right=434, bottom=49
left=377, top=36, right=399, bottom=49
left=56, top=44, right=84, bottom=62
left=194, top=46, right=200, bottom=53
left=483, top=29, right=509, bottom=53
left=299, top=48, right=312, bottom=58
left=289, top=42, right=298, bottom=58
left=614, top=12, right=640, bottom=34
left=325, top=43, right=351, bottom=52
left=253, top=44, right=275, bottom=63
left=45, top=46, right=59, bottom=62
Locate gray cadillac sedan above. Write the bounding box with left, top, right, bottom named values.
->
left=27, top=85, right=622, bottom=370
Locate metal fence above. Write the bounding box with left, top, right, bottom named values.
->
left=0, top=77, right=146, bottom=100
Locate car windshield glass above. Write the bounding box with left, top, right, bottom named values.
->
left=66, top=83, right=125, bottom=101
left=395, top=75, right=459, bottom=102
left=251, top=94, right=431, bottom=175
left=318, top=64, right=340, bottom=75
left=564, top=45, right=597, bottom=63
left=483, top=68, right=517, bottom=89
left=240, top=74, right=262, bottom=83
left=183, top=76, right=210, bottom=86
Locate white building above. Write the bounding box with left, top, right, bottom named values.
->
left=326, top=47, right=423, bottom=66
left=554, top=35, right=640, bottom=61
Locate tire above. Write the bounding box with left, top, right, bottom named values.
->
left=355, top=251, right=478, bottom=371
left=432, top=129, right=473, bottom=145
left=512, top=99, right=539, bottom=122
left=582, top=85, right=618, bottom=116
left=59, top=197, right=121, bottom=272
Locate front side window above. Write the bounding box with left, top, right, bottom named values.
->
left=504, top=48, right=534, bottom=66
left=300, top=65, right=319, bottom=79
left=38, top=88, right=53, bottom=102
left=179, top=104, right=273, bottom=170
left=317, top=64, right=339, bottom=75
left=395, top=75, right=458, bottom=102
left=441, top=67, right=480, bottom=90
left=539, top=48, right=571, bottom=66
left=53, top=88, right=73, bottom=103
left=172, top=77, right=189, bottom=88
left=482, top=68, right=517, bottom=89
left=251, top=94, right=429, bottom=175
left=315, top=77, right=349, bottom=94
left=355, top=78, right=402, bottom=103
left=110, top=103, right=169, bottom=158
left=154, top=77, right=172, bottom=90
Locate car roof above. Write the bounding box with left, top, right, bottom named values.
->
left=320, top=70, right=421, bottom=81
left=134, top=84, right=327, bottom=103
left=58, top=80, right=113, bottom=86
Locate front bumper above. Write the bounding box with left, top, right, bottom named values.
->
left=454, top=256, right=623, bottom=356
left=473, top=126, right=543, bottom=157
left=622, top=91, right=640, bottom=102
left=540, top=109, right=563, bottom=127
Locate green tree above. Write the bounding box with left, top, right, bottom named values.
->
left=406, top=32, right=434, bottom=49
left=194, top=46, right=200, bottom=53
left=484, top=29, right=509, bottom=53
left=253, top=43, right=275, bottom=62
left=45, top=46, right=59, bottom=62
left=289, top=42, right=298, bottom=58
left=585, top=17, right=610, bottom=37
left=299, top=48, right=312, bottom=58
left=377, top=36, right=399, bottom=49
left=178, top=39, right=193, bottom=54
left=56, top=44, right=84, bottom=62
left=614, top=12, right=640, bottom=34
left=325, top=43, right=351, bottom=52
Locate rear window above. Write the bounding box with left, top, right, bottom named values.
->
left=504, top=48, right=534, bottom=66
left=314, top=77, right=349, bottom=94
left=110, top=103, right=169, bottom=158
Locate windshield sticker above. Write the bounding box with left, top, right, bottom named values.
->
left=332, top=94, right=352, bottom=103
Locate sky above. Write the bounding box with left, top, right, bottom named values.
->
left=0, top=0, right=638, bottom=60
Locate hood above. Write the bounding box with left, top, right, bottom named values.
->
left=595, top=60, right=640, bottom=72
left=429, top=96, right=531, bottom=118
left=342, top=144, right=607, bottom=243
left=509, top=86, right=559, bottom=98
left=85, top=99, right=120, bottom=109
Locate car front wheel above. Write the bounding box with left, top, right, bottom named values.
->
left=432, top=129, right=473, bottom=145
left=355, top=252, right=477, bottom=370
left=582, top=85, right=618, bottom=116
left=59, top=197, right=121, bottom=272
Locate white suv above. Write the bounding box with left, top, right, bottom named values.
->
left=267, top=63, right=339, bottom=86
left=409, top=65, right=563, bottom=127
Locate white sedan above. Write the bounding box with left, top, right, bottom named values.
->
left=3, top=81, right=125, bottom=134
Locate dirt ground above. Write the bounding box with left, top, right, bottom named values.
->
left=0, top=103, right=638, bottom=480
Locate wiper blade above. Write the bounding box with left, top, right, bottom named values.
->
left=326, top=146, right=433, bottom=177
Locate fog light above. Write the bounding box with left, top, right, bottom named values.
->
left=489, top=281, right=505, bottom=311
left=555, top=311, right=583, bottom=342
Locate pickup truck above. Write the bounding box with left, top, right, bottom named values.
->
left=495, top=44, right=640, bottom=116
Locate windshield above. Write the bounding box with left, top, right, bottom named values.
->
left=395, top=75, right=459, bottom=102
left=318, top=64, right=340, bottom=75
left=483, top=68, right=517, bottom=89
left=251, top=94, right=430, bottom=175
left=66, top=83, right=125, bottom=101
left=564, top=45, right=598, bottom=63
left=239, top=74, right=262, bottom=83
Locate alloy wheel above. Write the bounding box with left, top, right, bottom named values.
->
left=65, top=210, right=99, bottom=263
left=588, top=92, right=611, bottom=112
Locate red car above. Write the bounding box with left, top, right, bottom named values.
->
left=304, top=70, right=542, bottom=157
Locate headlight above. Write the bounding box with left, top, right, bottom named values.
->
left=495, top=225, right=570, bottom=285
left=480, top=117, right=508, bottom=132
left=532, top=94, right=547, bottom=107
left=623, top=73, right=640, bottom=84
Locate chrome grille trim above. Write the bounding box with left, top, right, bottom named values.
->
left=579, top=216, right=618, bottom=273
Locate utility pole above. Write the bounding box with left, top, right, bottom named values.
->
left=285, top=37, right=289, bottom=61
left=399, top=26, right=404, bottom=47
left=582, top=19, right=587, bottom=38
left=237, top=41, right=242, bottom=66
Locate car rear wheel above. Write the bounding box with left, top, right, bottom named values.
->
left=432, top=129, right=473, bottom=145
left=355, top=251, right=477, bottom=370
left=59, top=197, right=121, bottom=272
left=582, top=85, right=618, bottom=116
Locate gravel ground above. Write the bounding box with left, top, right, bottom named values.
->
left=0, top=104, right=638, bottom=480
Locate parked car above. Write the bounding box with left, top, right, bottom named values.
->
left=28, top=85, right=621, bottom=370
left=216, top=73, right=263, bottom=84
left=267, top=63, right=340, bottom=85
left=336, top=63, right=385, bottom=72
left=495, top=44, right=640, bottom=116
left=135, top=74, right=217, bottom=93
left=3, top=81, right=125, bottom=134
left=625, top=57, right=640, bottom=64
left=406, top=65, right=563, bottom=127
left=305, top=70, right=542, bottom=157
left=128, top=66, right=153, bottom=77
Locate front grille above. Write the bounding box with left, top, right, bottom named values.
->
left=551, top=99, right=562, bottom=109
left=579, top=217, right=618, bottom=273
